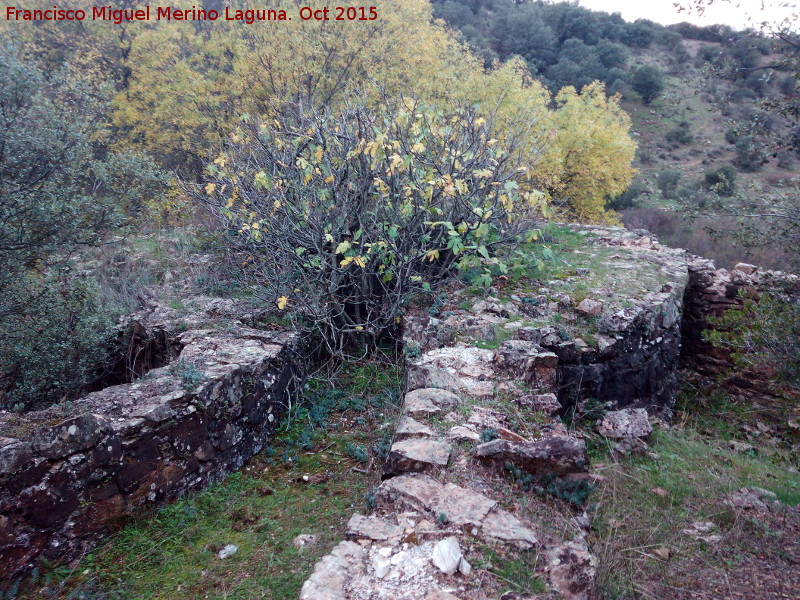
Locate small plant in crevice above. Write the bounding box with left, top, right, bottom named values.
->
left=404, top=341, right=422, bottom=360
left=480, top=428, right=500, bottom=443
left=372, top=430, right=394, bottom=462
left=365, top=487, right=378, bottom=510
left=539, top=473, right=595, bottom=507
left=428, top=292, right=448, bottom=317
left=436, top=512, right=450, bottom=526
left=503, top=462, right=594, bottom=507
left=168, top=361, right=204, bottom=391
left=562, top=397, right=608, bottom=429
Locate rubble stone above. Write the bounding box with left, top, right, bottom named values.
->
left=596, top=409, right=653, bottom=439
left=383, top=439, right=451, bottom=476
left=477, top=436, right=589, bottom=476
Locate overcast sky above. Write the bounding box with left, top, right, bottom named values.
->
left=577, top=0, right=798, bottom=30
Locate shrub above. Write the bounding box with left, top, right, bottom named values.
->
left=0, top=43, right=160, bottom=410
left=705, top=292, right=800, bottom=387
left=734, top=136, right=764, bottom=172
left=0, top=275, right=120, bottom=411
left=196, top=98, right=548, bottom=356
left=631, top=65, right=665, bottom=105
left=607, top=180, right=646, bottom=210
left=778, top=75, right=796, bottom=97
left=730, top=87, right=758, bottom=103
left=665, top=121, right=693, bottom=145
left=658, top=169, right=683, bottom=199
left=704, top=164, right=737, bottom=195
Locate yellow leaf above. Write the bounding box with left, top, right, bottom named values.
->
left=325, top=175, right=335, bottom=184
left=425, top=249, right=440, bottom=262
left=336, top=240, right=351, bottom=254
left=355, top=326, right=364, bottom=331
left=276, top=296, right=288, bottom=310
left=315, top=146, right=324, bottom=163
left=205, top=183, right=216, bottom=195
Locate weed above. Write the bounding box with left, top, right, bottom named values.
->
left=345, top=442, right=368, bottom=463
left=480, top=428, right=500, bottom=443
left=503, top=462, right=594, bottom=507
left=168, top=361, right=204, bottom=391
left=474, top=545, right=547, bottom=595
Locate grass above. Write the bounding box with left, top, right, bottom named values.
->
left=591, top=401, right=800, bottom=599
left=20, top=358, right=402, bottom=600
left=472, top=545, right=548, bottom=596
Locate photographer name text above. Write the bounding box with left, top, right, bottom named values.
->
left=5, top=5, right=378, bottom=24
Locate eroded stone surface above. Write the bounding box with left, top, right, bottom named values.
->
left=546, top=539, right=597, bottom=600
left=493, top=341, right=558, bottom=389
left=517, top=393, right=562, bottom=417
left=596, top=409, right=653, bottom=439
left=477, top=437, right=589, bottom=476
left=383, top=439, right=451, bottom=476
left=445, top=426, right=480, bottom=443
left=299, top=541, right=365, bottom=600
left=430, top=537, right=462, bottom=575
left=406, top=345, right=496, bottom=398
left=404, top=388, right=460, bottom=415
left=434, top=483, right=496, bottom=527
left=480, top=509, right=538, bottom=549
left=346, top=514, right=404, bottom=543
left=395, top=416, right=436, bottom=440
left=728, top=487, right=782, bottom=512
left=375, top=474, right=444, bottom=514
left=576, top=298, right=603, bottom=318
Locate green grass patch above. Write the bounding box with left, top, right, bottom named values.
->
left=592, top=424, right=800, bottom=599
left=473, top=545, right=548, bottom=596
left=27, top=358, right=402, bottom=600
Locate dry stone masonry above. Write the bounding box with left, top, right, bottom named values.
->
left=299, top=226, right=690, bottom=600
left=3, top=224, right=790, bottom=595
left=405, top=226, right=690, bottom=418
left=681, top=256, right=800, bottom=381
left=0, top=300, right=303, bottom=580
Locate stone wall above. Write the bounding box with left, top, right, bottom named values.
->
left=681, top=257, right=800, bottom=382
left=0, top=303, right=303, bottom=580
left=404, top=227, right=690, bottom=418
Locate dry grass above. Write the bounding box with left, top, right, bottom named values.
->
left=590, top=424, right=800, bottom=599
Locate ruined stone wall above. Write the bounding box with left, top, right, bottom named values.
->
left=0, top=305, right=303, bottom=580
left=681, top=258, right=800, bottom=380
left=404, top=228, right=690, bottom=418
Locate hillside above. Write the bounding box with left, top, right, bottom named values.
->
left=431, top=0, right=799, bottom=269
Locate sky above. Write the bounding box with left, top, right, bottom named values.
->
left=577, top=0, right=798, bottom=30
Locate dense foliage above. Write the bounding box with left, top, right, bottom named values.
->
left=431, top=0, right=685, bottom=90
left=196, top=98, right=548, bottom=354
left=0, top=43, right=161, bottom=410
